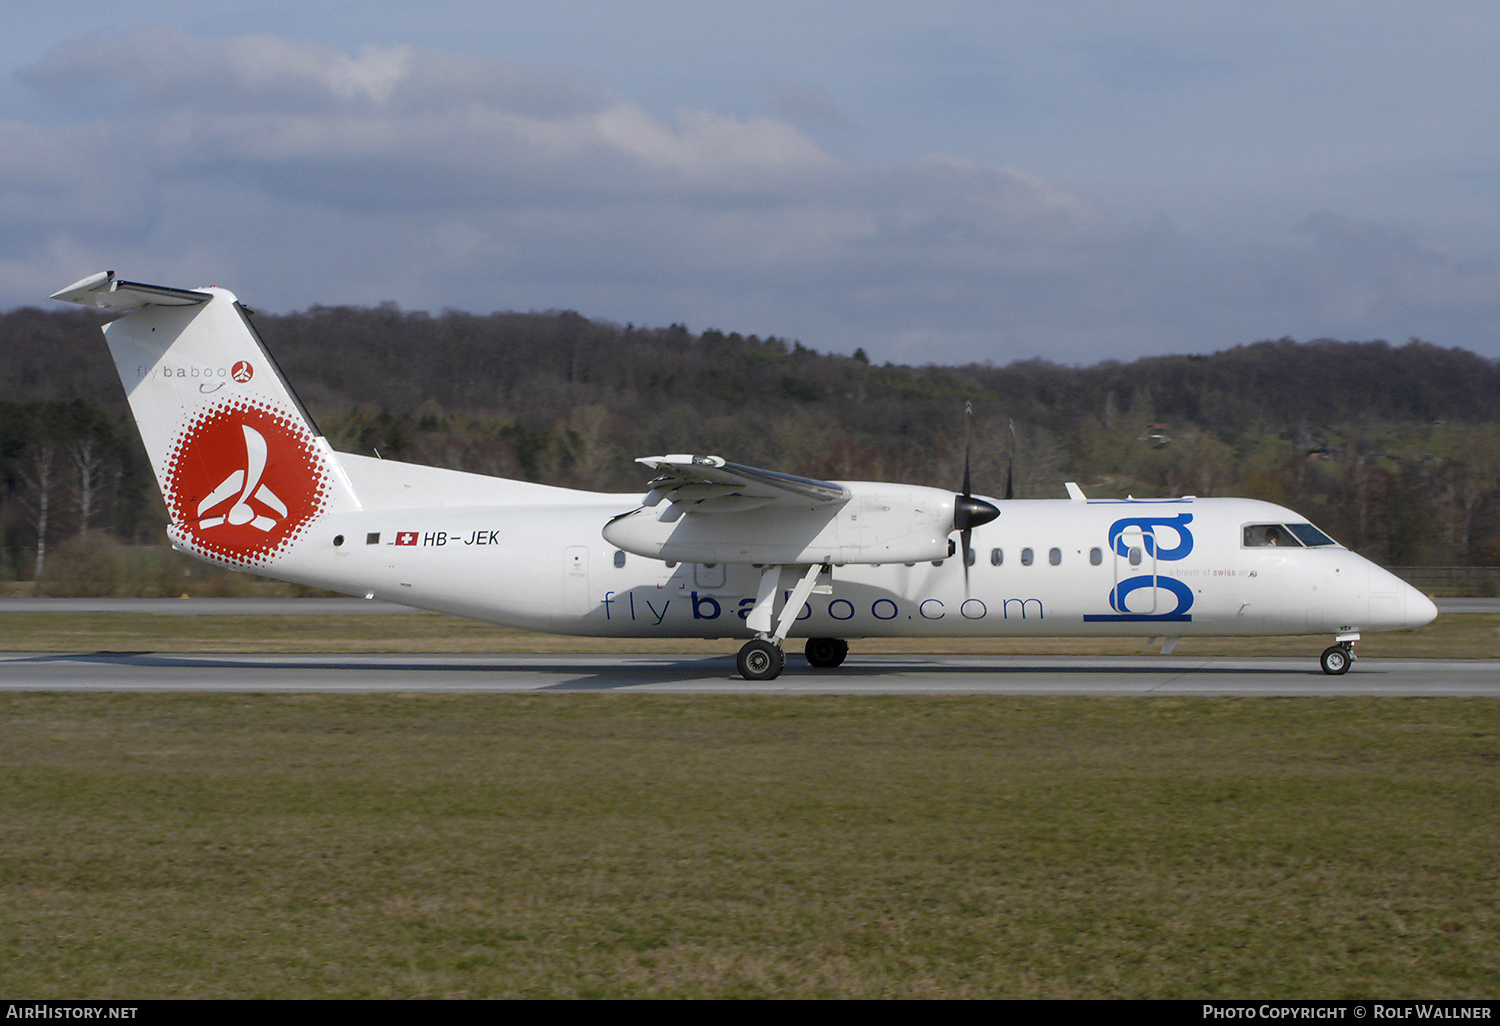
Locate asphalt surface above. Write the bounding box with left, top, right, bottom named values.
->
left=2, top=597, right=1495, bottom=614
left=2, top=597, right=1493, bottom=695
left=0, top=597, right=421, bottom=614
left=2, top=651, right=1497, bottom=696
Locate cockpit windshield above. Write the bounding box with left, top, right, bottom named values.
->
left=1285, top=523, right=1337, bottom=547
left=1242, top=522, right=1339, bottom=548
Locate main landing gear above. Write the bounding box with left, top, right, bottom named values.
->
left=1320, top=634, right=1359, bottom=675
left=733, top=562, right=839, bottom=681
left=804, top=637, right=849, bottom=669
left=736, top=636, right=850, bottom=681
left=736, top=638, right=786, bottom=681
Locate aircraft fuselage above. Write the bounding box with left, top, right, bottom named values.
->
left=273, top=484, right=1433, bottom=641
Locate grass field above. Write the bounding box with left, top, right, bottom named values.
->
left=1, top=693, right=1496, bottom=998
left=1, top=612, right=1496, bottom=998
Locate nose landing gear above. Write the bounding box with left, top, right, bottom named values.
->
left=1320, top=635, right=1358, bottom=675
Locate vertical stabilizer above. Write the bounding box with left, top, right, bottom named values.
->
left=51, top=271, right=359, bottom=572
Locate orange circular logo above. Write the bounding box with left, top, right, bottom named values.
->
left=164, top=400, right=329, bottom=567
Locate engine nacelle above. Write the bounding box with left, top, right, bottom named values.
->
left=602, top=482, right=968, bottom=565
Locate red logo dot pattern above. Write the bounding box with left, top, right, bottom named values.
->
left=163, top=398, right=332, bottom=569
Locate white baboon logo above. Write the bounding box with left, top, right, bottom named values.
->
left=196, top=425, right=288, bottom=531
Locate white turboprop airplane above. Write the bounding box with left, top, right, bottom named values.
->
left=52, top=272, right=1437, bottom=679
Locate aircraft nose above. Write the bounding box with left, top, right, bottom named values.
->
left=1404, top=583, right=1438, bottom=629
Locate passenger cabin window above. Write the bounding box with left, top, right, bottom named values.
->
left=1129, top=546, right=1143, bottom=567
left=990, top=548, right=1003, bottom=566
left=1049, top=548, right=1062, bottom=566
left=613, top=550, right=627, bottom=568
left=1089, top=547, right=1103, bottom=566
left=1021, top=547, right=1034, bottom=566
left=1243, top=523, right=1337, bottom=548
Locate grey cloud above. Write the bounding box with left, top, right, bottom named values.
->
left=0, top=120, right=157, bottom=241
left=11, top=30, right=1120, bottom=234
left=771, top=84, right=844, bottom=128
left=8, top=28, right=1500, bottom=366
left=22, top=25, right=610, bottom=119
left=21, top=30, right=843, bottom=209
left=1297, top=211, right=1500, bottom=326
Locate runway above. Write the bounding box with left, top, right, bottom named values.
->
left=2, top=597, right=1491, bottom=615
left=3, top=597, right=1494, bottom=695
left=0, top=597, right=421, bottom=614
left=3, top=651, right=1498, bottom=695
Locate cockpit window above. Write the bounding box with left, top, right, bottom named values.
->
left=1244, top=524, right=1298, bottom=547
left=1284, top=522, right=1337, bottom=547
left=1243, top=523, right=1339, bottom=548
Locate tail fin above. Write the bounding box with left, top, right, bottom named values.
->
left=52, top=271, right=360, bottom=571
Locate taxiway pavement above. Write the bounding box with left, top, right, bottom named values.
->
left=1, top=597, right=1490, bottom=615
left=2, top=651, right=1497, bottom=696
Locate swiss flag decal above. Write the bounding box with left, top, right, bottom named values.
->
left=395, top=531, right=419, bottom=546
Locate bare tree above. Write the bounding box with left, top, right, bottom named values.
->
left=19, top=442, right=58, bottom=588
left=73, top=436, right=106, bottom=536
left=562, top=404, right=617, bottom=487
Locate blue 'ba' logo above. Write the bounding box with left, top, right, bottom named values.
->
left=1083, top=513, right=1194, bottom=622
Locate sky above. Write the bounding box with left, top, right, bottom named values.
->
left=4, top=2, right=1500, bottom=366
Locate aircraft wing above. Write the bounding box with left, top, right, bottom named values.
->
left=636, top=454, right=849, bottom=515
left=608, top=454, right=968, bottom=564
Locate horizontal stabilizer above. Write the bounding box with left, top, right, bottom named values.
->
left=50, top=271, right=213, bottom=311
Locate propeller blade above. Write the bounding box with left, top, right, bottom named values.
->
left=954, top=491, right=998, bottom=591
left=962, top=401, right=973, bottom=500
left=962, top=401, right=974, bottom=590
left=955, top=401, right=998, bottom=591
left=955, top=403, right=998, bottom=529
left=1005, top=418, right=1016, bottom=501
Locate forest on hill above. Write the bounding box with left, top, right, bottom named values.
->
left=3, top=300, right=1500, bottom=591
